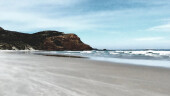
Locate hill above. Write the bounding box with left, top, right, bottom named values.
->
left=0, top=27, right=92, bottom=51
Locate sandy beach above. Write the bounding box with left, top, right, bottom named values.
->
left=0, top=51, right=170, bottom=96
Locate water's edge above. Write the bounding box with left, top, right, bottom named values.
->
left=1, top=50, right=170, bottom=68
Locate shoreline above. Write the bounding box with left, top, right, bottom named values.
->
left=37, top=54, right=86, bottom=58
left=1, top=50, right=170, bottom=68
left=0, top=51, right=170, bottom=96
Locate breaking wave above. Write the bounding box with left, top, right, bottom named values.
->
left=33, top=49, right=170, bottom=68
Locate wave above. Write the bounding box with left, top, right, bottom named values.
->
left=32, top=49, right=170, bottom=68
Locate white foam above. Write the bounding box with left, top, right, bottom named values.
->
left=110, top=50, right=170, bottom=57
left=81, top=51, right=93, bottom=54
left=91, top=57, right=170, bottom=68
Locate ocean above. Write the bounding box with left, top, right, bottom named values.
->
left=32, top=49, right=170, bottom=68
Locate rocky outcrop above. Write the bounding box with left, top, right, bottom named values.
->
left=43, top=34, right=92, bottom=51
left=0, top=27, right=4, bottom=31
left=0, top=27, right=92, bottom=51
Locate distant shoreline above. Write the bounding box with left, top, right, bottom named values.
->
left=39, top=54, right=86, bottom=58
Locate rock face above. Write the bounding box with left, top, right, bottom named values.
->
left=0, top=27, right=93, bottom=50
left=0, top=27, right=4, bottom=31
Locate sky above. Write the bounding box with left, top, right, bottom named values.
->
left=0, top=0, right=170, bottom=49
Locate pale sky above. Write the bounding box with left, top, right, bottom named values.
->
left=0, top=0, right=170, bottom=49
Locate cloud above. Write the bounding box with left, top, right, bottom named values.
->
left=1, top=0, right=170, bottom=33
left=148, top=24, right=170, bottom=32
left=0, top=0, right=85, bottom=31
left=135, top=37, right=164, bottom=41
left=0, top=0, right=81, bottom=7
left=132, top=0, right=170, bottom=5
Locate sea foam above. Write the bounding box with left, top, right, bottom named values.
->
left=32, top=49, right=170, bottom=68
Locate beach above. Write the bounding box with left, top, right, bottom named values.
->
left=0, top=51, right=170, bottom=96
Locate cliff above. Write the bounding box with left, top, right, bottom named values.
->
left=0, top=27, right=92, bottom=51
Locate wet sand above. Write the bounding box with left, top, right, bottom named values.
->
left=0, top=51, right=170, bottom=96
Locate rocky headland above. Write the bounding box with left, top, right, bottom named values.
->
left=0, top=27, right=92, bottom=51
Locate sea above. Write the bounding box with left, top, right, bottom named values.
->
left=32, top=49, right=170, bottom=68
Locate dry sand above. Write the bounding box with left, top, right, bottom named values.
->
left=0, top=51, right=170, bottom=96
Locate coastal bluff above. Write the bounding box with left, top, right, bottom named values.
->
left=0, top=27, right=92, bottom=51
